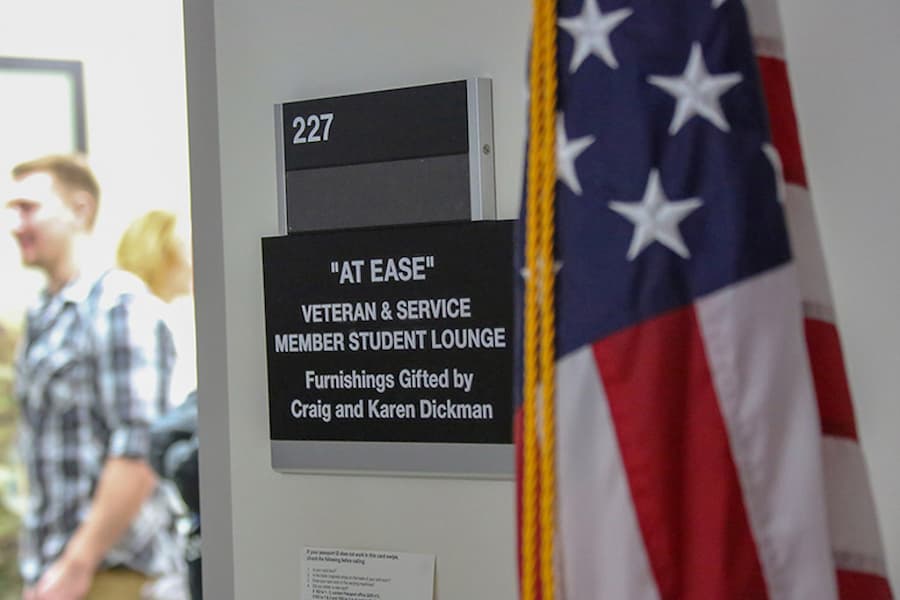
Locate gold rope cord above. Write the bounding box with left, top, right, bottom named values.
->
left=522, top=0, right=558, bottom=598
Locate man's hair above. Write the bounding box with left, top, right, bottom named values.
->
left=11, top=154, right=101, bottom=229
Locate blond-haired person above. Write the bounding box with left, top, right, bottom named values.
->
left=117, top=210, right=198, bottom=599
left=117, top=211, right=195, bottom=409
left=117, top=210, right=192, bottom=304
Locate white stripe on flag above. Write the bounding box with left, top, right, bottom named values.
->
left=696, top=263, right=838, bottom=600
left=745, top=0, right=786, bottom=59
left=783, top=183, right=836, bottom=322
left=822, top=435, right=890, bottom=577
left=555, top=346, right=660, bottom=600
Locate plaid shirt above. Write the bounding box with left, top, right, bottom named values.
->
left=14, top=269, right=182, bottom=584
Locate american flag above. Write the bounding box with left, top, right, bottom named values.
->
left=514, top=0, right=894, bottom=598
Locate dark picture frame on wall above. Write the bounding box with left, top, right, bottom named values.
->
left=0, top=56, right=87, bottom=172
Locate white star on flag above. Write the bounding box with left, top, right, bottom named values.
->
left=762, top=143, right=786, bottom=204
left=609, top=169, right=703, bottom=260
left=557, top=114, right=595, bottom=195
left=558, top=0, right=633, bottom=72
left=519, top=258, right=564, bottom=281
left=520, top=259, right=563, bottom=315
left=648, top=42, right=743, bottom=135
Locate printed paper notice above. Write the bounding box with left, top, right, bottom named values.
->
left=301, top=546, right=435, bottom=600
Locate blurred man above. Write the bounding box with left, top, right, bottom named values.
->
left=5, top=155, right=182, bottom=600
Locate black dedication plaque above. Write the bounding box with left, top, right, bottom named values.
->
left=262, top=220, right=513, bottom=453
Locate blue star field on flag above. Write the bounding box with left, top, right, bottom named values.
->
left=521, top=0, right=793, bottom=357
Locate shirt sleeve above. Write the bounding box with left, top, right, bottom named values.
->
left=94, top=288, right=176, bottom=460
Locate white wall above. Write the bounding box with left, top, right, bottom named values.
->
left=185, top=0, right=900, bottom=597
left=185, top=1, right=528, bottom=598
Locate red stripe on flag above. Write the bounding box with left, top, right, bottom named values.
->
left=757, top=56, right=807, bottom=188
left=804, top=318, right=858, bottom=440
left=593, top=306, right=769, bottom=600
left=836, top=569, right=894, bottom=600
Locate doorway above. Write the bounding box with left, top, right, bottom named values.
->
left=0, top=2, right=195, bottom=597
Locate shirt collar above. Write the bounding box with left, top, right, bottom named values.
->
left=46, top=267, right=107, bottom=305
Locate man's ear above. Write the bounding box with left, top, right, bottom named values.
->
left=69, top=191, right=96, bottom=230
